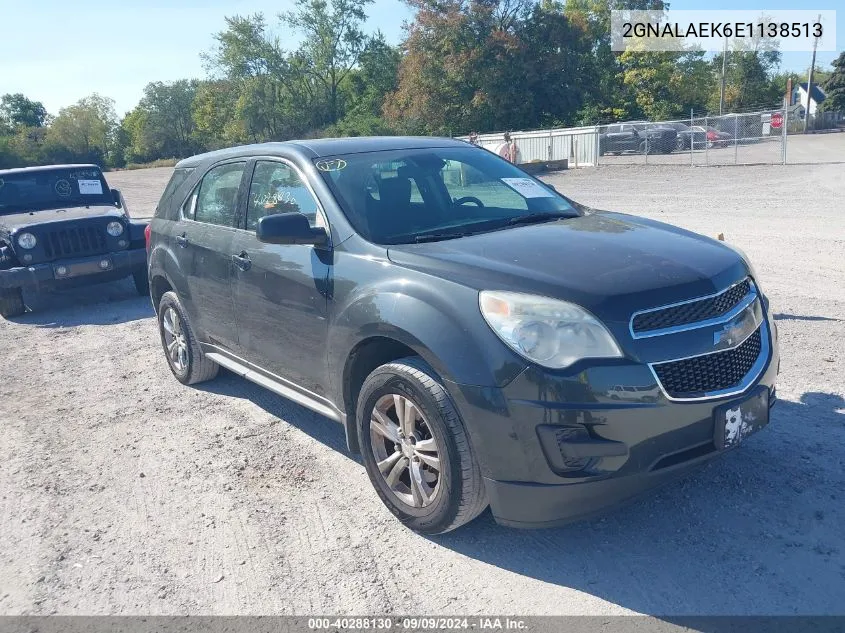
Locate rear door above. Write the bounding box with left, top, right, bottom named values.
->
left=230, top=158, right=332, bottom=397
left=174, top=160, right=247, bottom=351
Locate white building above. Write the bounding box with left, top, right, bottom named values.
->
left=791, top=82, right=827, bottom=116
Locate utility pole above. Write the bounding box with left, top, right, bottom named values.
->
left=804, top=14, right=821, bottom=133
left=719, top=36, right=728, bottom=116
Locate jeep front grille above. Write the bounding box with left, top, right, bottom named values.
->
left=41, top=225, right=109, bottom=259
left=652, top=327, right=763, bottom=399
left=632, top=278, right=752, bottom=335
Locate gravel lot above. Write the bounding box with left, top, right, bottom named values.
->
left=1, top=161, right=843, bottom=616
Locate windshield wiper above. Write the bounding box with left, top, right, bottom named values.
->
left=507, top=212, right=572, bottom=226
left=414, top=232, right=468, bottom=243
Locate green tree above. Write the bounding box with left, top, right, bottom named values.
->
left=821, top=52, right=845, bottom=112
left=564, top=0, right=666, bottom=123
left=280, top=0, right=375, bottom=125
left=46, top=94, right=118, bottom=166
left=385, top=0, right=593, bottom=134
left=331, top=33, right=400, bottom=135
left=192, top=79, right=245, bottom=148
left=205, top=14, right=315, bottom=140
left=0, top=93, right=49, bottom=129
left=620, top=50, right=713, bottom=120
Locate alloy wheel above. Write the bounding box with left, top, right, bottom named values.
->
left=369, top=394, right=442, bottom=508
left=162, top=307, right=189, bottom=373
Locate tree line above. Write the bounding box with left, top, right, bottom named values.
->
left=2, top=0, right=843, bottom=170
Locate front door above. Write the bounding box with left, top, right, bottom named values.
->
left=176, top=160, right=246, bottom=351
left=231, top=158, right=332, bottom=397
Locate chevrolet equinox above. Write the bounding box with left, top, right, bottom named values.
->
left=146, top=137, right=779, bottom=533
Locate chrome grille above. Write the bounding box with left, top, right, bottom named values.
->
left=652, top=328, right=762, bottom=399
left=41, top=225, right=108, bottom=259
left=632, top=278, right=751, bottom=334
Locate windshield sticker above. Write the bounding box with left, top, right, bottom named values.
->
left=501, top=178, right=555, bottom=199
left=316, top=159, right=347, bottom=172
left=55, top=179, right=73, bottom=197
left=78, top=179, right=103, bottom=195
left=68, top=169, right=100, bottom=180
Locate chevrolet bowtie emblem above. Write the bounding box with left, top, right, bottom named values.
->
left=714, top=320, right=740, bottom=347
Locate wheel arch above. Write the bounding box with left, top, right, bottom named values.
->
left=340, top=334, right=435, bottom=454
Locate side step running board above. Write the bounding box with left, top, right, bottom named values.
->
left=205, top=352, right=343, bottom=423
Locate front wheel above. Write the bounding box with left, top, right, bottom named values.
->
left=357, top=357, right=487, bottom=534
left=0, top=287, right=25, bottom=318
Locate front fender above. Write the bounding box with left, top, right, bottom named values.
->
left=328, top=276, right=526, bottom=393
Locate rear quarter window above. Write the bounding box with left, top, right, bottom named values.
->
left=155, top=168, right=194, bottom=219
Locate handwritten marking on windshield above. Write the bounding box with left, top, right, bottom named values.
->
left=316, top=159, right=347, bottom=172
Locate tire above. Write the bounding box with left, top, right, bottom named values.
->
left=357, top=357, right=487, bottom=534
left=157, top=291, right=218, bottom=385
left=638, top=140, right=648, bottom=154
left=132, top=268, right=149, bottom=296
left=0, top=287, right=25, bottom=318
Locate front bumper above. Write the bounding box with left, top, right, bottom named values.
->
left=447, top=318, right=780, bottom=528
left=0, top=248, right=147, bottom=289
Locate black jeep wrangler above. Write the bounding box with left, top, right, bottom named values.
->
left=0, top=164, right=149, bottom=318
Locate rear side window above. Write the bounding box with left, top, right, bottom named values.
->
left=155, top=168, right=193, bottom=218
left=192, top=162, right=246, bottom=227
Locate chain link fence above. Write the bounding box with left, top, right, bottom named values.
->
left=459, top=106, right=796, bottom=168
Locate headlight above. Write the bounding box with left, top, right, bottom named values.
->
left=107, top=221, right=124, bottom=237
left=17, top=232, right=37, bottom=249
left=479, top=291, right=623, bottom=369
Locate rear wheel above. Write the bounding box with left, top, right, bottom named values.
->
left=0, top=287, right=25, bottom=318
left=157, top=291, right=218, bottom=385
left=357, top=357, right=487, bottom=534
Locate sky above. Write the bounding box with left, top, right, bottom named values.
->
left=0, top=0, right=841, bottom=118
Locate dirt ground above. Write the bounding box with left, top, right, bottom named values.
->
left=1, top=162, right=843, bottom=616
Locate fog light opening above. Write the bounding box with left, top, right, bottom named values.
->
left=56, top=265, right=68, bottom=276
left=99, top=259, right=110, bottom=270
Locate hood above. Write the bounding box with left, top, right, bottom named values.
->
left=387, top=211, right=748, bottom=324
left=0, top=205, right=125, bottom=232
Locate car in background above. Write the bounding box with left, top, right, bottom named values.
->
left=664, top=122, right=708, bottom=150
left=0, top=164, right=148, bottom=318
left=599, top=122, right=677, bottom=155
left=147, top=137, right=778, bottom=533
left=693, top=126, right=734, bottom=148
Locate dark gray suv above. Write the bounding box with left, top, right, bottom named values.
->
left=147, top=137, right=779, bottom=533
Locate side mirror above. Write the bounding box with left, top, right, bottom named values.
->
left=256, top=212, right=328, bottom=247
left=111, top=188, right=122, bottom=208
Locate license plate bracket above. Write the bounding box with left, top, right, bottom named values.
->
left=54, top=257, right=113, bottom=279
left=714, top=387, right=770, bottom=449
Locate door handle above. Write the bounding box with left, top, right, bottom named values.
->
left=232, top=252, right=252, bottom=271
left=175, top=233, right=189, bottom=248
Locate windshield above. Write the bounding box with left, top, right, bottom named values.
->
left=0, top=167, right=112, bottom=214
left=314, top=146, right=579, bottom=244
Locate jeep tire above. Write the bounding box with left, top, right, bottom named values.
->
left=133, top=269, right=150, bottom=297
left=0, top=287, right=25, bottom=318
left=357, top=357, right=487, bottom=534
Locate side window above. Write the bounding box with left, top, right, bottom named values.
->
left=156, top=167, right=193, bottom=218
left=192, top=162, right=246, bottom=227
left=246, top=161, right=322, bottom=231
